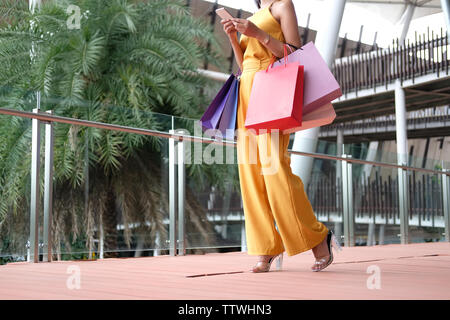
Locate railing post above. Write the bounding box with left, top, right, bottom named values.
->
left=398, top=164, right=410, bottom=244
left=168, top=129, right=187, bottom=256
left=43, top=111, right=54, bottom=262
left=341, top=154, right=354, bottom=246
left=442, top=169, right=450, bottom=242
left=29, top=108, right=41, bottom=263
left=168, top=130, right=177, bottom=256
left=241, top=221, right=247, bottom=252
left=177, top=133, right=186, bottom=256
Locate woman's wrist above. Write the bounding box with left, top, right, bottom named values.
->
left=255, top=29, right=285, bottom=58
left=228, top=32, right=238, bottom=43
left=255, top=29, right=267, bottom=44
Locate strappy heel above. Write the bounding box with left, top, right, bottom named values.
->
left=252, top=253, right=283, bottom=273
left=311, top=230, right=342, bottom=272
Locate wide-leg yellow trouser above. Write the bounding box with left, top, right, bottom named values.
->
left=236, top=60, right=329, bottom=257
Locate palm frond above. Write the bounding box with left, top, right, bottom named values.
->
left=0, top=0, right=230, bottom=259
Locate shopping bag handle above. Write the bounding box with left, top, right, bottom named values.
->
left=265, top=44, right=289, bottom=73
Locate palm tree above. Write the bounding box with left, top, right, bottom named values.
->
left=0, top=0, right=238, bottom=261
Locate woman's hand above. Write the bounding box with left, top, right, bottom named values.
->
left=221, top=19, right=237, bottom=39
left=230, top=18, right=262, bottom=39
left=220, top=18, right=244, bottom=70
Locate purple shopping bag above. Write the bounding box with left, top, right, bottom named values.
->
left=199, top=74, right=235, bottom=130
left=272, top=41, right=342, bottom=115
left=217, top=77, right=239, bottom=140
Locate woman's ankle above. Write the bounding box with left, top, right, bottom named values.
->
left=312, top=236, right=329, bottom=259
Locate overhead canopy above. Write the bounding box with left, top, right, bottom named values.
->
left=347, top=0, right=443, bottom=24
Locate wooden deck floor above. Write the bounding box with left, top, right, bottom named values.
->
left=1, top=242, right=449, bottom=300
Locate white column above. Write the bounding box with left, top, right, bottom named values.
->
left=335, top=127, right=343, bottom=242
left=441, top=0, right=450, bottom=37
left=361, top=141, right=379, bottom=185
left=336, top=127, right=344, bottom=221
left=367, top=222, right=375, bottom=246
left=394, top=4, right=415, bottom=245
left=290, top=0, right=346, bottom=187
left=395, top=80, right=408, bottom=165
left=399, top=4, right=415, bottom=42
left=336, top=127, right=344, bottom=183
left=99, top=213, right=104, bottom=259
left=336, top=128, right=344, bottom=155
left=241, top=222, right=247, bottom=252
left=394, top=3, right=415, bottom=166
left=154, top=230, right=161, bottom=257
left=378, top=224, right=385, bottom=245
left=29, top=0, right=41, bottom=13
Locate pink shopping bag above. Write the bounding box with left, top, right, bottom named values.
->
left=272, top=41, right=342, bottom=115
left=282, top=102, right=336, bottom=134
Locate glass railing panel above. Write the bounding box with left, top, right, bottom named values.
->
left=0, top=115, right=32, bottom=264
left=183, top=138, right=243, bottom=253
left=306, top=157, right=344, bottom=245
left=352, top=163, right=401, bottom=245
left=0, top=108, right=448, bottom=262
left=408, top=171, right=446, bottom=243
left=27, top=121, right=171, bottom=260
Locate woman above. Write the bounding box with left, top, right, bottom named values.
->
left=220, top=0, right=339, bottom=272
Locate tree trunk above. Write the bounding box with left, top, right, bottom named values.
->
left=103, top=190, right=118, bottom=258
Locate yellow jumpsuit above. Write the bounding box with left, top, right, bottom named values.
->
left=236, top=4, right=328, bottom=257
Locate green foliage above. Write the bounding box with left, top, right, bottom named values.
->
left=0, top=0, right=233, bottom=259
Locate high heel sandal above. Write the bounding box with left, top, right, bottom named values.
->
left=252, top=253, right=283, bottom=273
left=311, top=230, right=342, bottom=272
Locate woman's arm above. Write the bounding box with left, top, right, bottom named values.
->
left=231, top=0, right=301, bottom=58
left=221, top=20, right=244, bottom=71
left=228, top=33, right=244, bottom=71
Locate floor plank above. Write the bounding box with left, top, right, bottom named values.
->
left=1, top=242, right=449, bottom=300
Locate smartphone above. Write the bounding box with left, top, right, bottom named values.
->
left=216, top=7, right=234, bottom=20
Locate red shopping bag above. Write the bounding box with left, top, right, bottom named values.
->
left=244, top=45, right=303, bottom=135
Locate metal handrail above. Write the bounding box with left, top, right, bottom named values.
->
left=0, top=107, right=448, bottom=176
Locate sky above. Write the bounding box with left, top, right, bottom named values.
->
left=204, top=0, right=447, bottom=48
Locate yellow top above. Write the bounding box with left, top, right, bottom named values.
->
left=239, top=2, right=285, bottom=71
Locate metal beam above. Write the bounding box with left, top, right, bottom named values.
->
left=404, top=87, right=450, bottom=98
left=347, top=0, right=440, bottom=8
left=335, top=79, right=450, bottom=115
left=336, top=94, right=450, bottom=122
